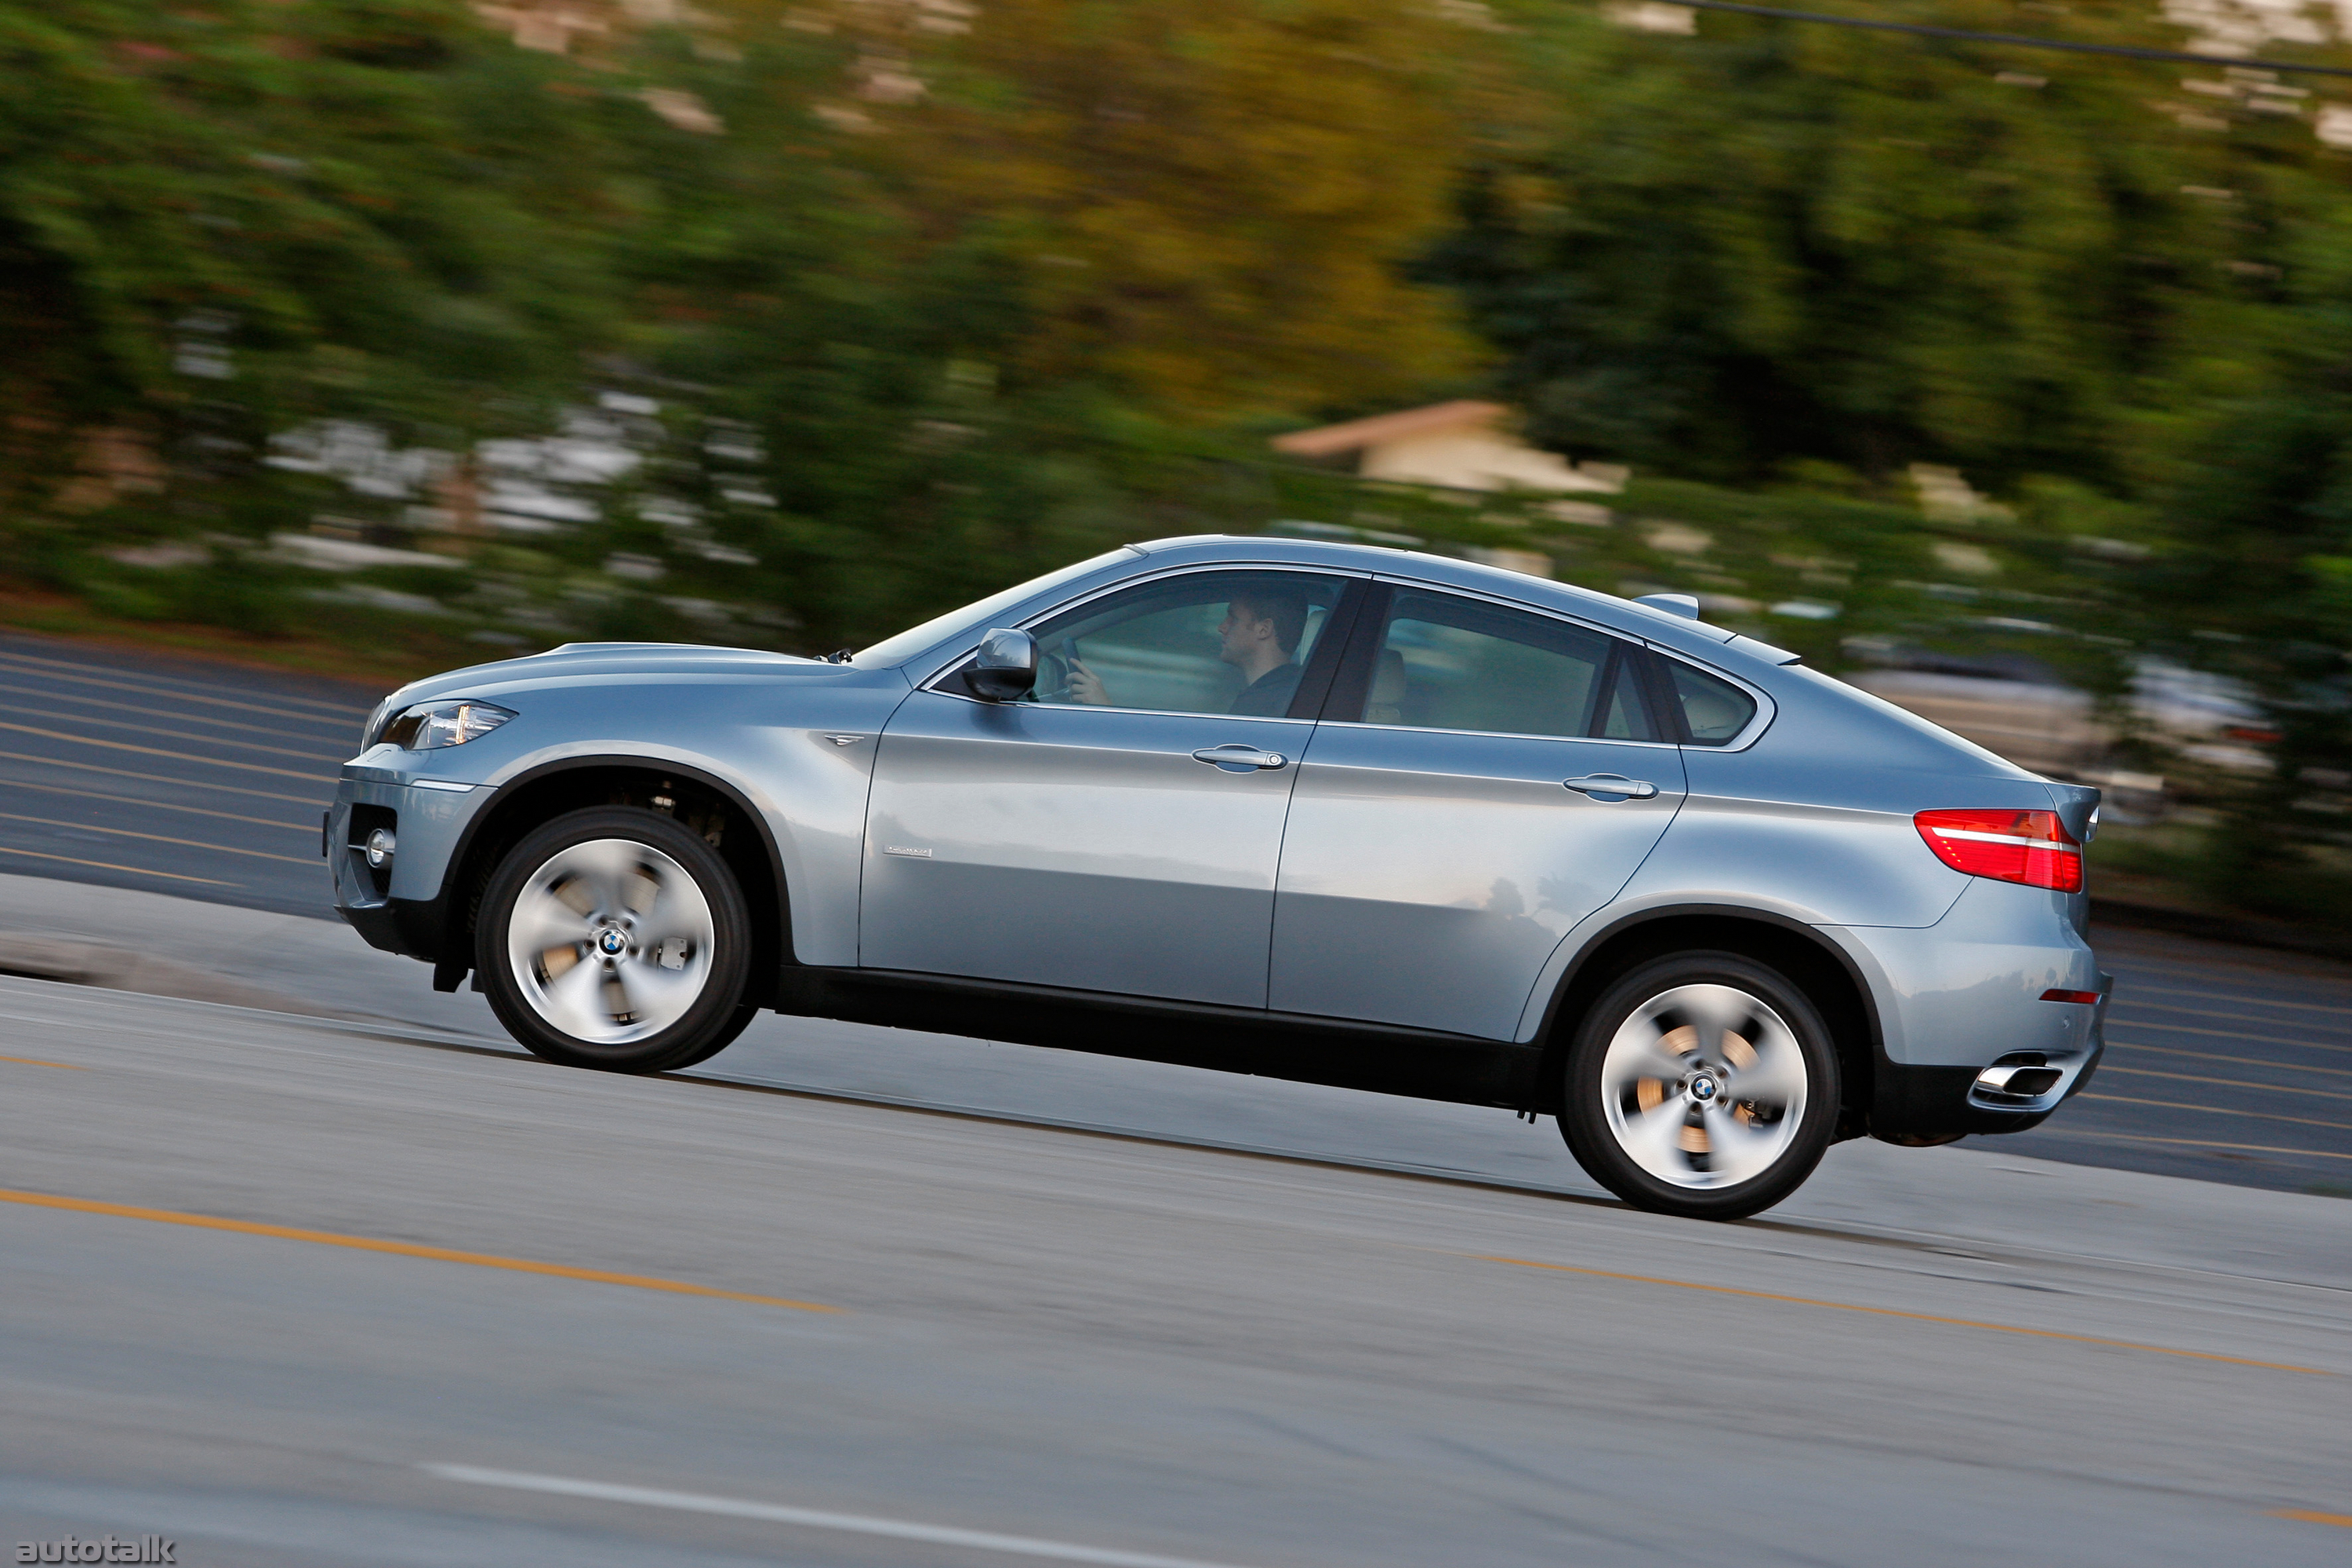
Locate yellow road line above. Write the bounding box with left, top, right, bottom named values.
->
left=0, top=721, right=335, bottom=782
left=6, top=703, right=350, bottom=764
left=2021, top=1127, right=2352, bottom=1160
left=0, top=810, right=317, bottom=866
left=2079, top=1093, right=2352, bottom=1132
left=0, top=1054, right=82, bottom=1069
left=0, top=776, right=310, bottom=831
left=2108, top=1040, right=2352, bottom=1080
left=0, top=677, right=357, bottom=736
left=0, top=750, right=325, bottom=805
left=0, top=1187, right=839, bottom=1315
left=2123, top=987, right=2352, bottom=1019
left=1468, top=1253, right=2333, bottom=1376
left=0, top=648, right=367, bottom=719
left=2272, top=1509, right=2352, bottom=1527
left=0, top=844, right=234, bottom=884
left=2099, top=1064, right=2352, bottom=1102
left=2109, top=1018, right=2352, bottom=1054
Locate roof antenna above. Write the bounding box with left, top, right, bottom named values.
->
left=1635, top=593, right=1701, bottom=621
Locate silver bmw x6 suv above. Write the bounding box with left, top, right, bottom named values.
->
left=330, top=535, right=2107, bottom=1219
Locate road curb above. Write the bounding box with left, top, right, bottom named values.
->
left=0, top=932, right=356, bottom=1020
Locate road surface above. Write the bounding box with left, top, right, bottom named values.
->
left=0, top=974, right=2346, bottom=1566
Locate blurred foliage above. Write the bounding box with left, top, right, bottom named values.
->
left=866, top=0, right=1483, bottom=417
left=15, top=0, right=2352, bottom=922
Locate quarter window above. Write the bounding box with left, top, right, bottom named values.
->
left=1668, top=662, right=1758, bottom=743
left=1358, top=589, right=1639, bottom=740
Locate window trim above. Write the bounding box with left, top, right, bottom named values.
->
left=1316, top=579, right=1679, bottom=748
left=920, top=562, right=1372, bottom=723
left=1646, top=645, right=1777, bottom=751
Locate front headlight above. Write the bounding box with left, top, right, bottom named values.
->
left=377, top=700, right=516, bottom=750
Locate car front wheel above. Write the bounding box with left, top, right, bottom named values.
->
left=478, top=807, right=755, bottom=1073
left=1559, top=953, right=1839, bottom=1221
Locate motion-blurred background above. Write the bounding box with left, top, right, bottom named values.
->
left=8, top=0, right=2352, bottom=938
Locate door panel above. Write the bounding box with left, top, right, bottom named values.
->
left=1270, top=585, right=1686, bottom=1039
left=1270, top=727, right=1684, bottom=1036
left=862, top=694, right=1305, bottom=1004
left=859, top=568, right=1358, bottom=1007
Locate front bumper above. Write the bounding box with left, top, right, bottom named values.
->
left=328, top=773, right=488, bottom=960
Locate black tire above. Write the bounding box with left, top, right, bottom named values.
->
left=664, top=1001, right=763, bottom=1071
left=1559, top=952, right=1839, bottom=1221
left=478, top=806, right=755, bottom=1073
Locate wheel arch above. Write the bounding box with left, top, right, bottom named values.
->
left=1533, top=906, right=1880, bottom=1134
left=433, top=756, right=790, bottom=1003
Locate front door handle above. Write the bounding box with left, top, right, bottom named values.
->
left=1192, top=744, right=1289, bottom=772
left=1563, top=774, right=1658, bottom=800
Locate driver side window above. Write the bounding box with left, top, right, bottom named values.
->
left=1017, top=570, right=1347, bottom=719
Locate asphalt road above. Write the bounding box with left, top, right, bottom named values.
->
left=0, top=975, right=2346, bottom=1568
left=0, top=630, right=364, bottom=917
left=0, top=631, right=2347, bottom=1196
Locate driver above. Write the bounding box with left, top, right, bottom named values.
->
left=1068, top=588, right=1309, bottom=716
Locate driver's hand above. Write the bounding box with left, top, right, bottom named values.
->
left=1066, top=659, right=1110, bottom=706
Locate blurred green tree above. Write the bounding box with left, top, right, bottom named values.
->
left=0, top=0, right=633, bottom=546
left=1427, top=2, right=2341, bottom=494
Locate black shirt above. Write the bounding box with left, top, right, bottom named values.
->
left=1229, top=661, right=1303, bottom=717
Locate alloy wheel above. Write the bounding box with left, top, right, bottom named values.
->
left=504, top=837, right=717, bottom=1046
left=1599, top=982, right=1810, bottom=1190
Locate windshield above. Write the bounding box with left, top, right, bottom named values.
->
left=851, top=546, right=1143, bottom=669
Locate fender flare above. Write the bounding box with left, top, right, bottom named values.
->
left=1526, top=902, right=1889, bottom=1111
left=425, top=753, right=795, bottom=970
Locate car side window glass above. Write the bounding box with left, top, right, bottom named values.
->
left=1363, top=590, right=1615, bottom=739
left=1668, top=662, right=1758, bottom=743
left=1014, top=571, right=1345, bottom=718
left=1596, top=654, right=1661, bottom=741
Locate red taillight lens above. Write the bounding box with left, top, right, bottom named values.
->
left=2041, top=989, right=2103, bottom=1005
left=1915, top=809, right=2084, bottom=893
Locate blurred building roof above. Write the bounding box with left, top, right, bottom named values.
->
left=1272, top=401, right=1623, bottom=495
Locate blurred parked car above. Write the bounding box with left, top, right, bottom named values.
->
left=1845, top=645, right=2266, bottom=814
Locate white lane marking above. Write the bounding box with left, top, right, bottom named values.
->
left=423, top=1465, right=1262, bottom=1568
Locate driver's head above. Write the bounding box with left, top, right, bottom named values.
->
left=1218, top=587, right=1308, bottom=667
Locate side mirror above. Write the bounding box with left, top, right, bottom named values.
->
left=964, top=627, right=1036, bottom=702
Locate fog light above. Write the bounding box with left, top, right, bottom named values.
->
left=364, top=827, right=397, bottom=870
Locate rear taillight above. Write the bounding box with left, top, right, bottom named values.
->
left=1915, top=808, right=2084, bottom=893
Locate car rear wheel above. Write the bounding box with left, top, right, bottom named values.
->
left=1559, top=953, right=1839, bottom=1221
left=479, top=807, right=754, bottom=1073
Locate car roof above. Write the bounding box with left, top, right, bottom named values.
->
left=1127, top=533, right=1773, bottom=665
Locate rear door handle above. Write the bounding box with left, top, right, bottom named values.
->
left=1563, top=774, right=1658, bottom=800
left=1192, top=744, right=1288, bottom=771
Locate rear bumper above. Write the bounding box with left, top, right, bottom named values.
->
left=1871, top=1024, right=2104, bottom=1138
left=1824, top=879, right=2108, bottom=1140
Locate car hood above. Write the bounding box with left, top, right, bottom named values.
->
left=365, top=641, right=842, bottom=735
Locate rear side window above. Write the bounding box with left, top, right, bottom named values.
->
left=1356, top=589, right=1652, bottom=740
left=1596, top=655, right=1661, bottom=741
left=1668, top=662, right=1758, bottom=743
